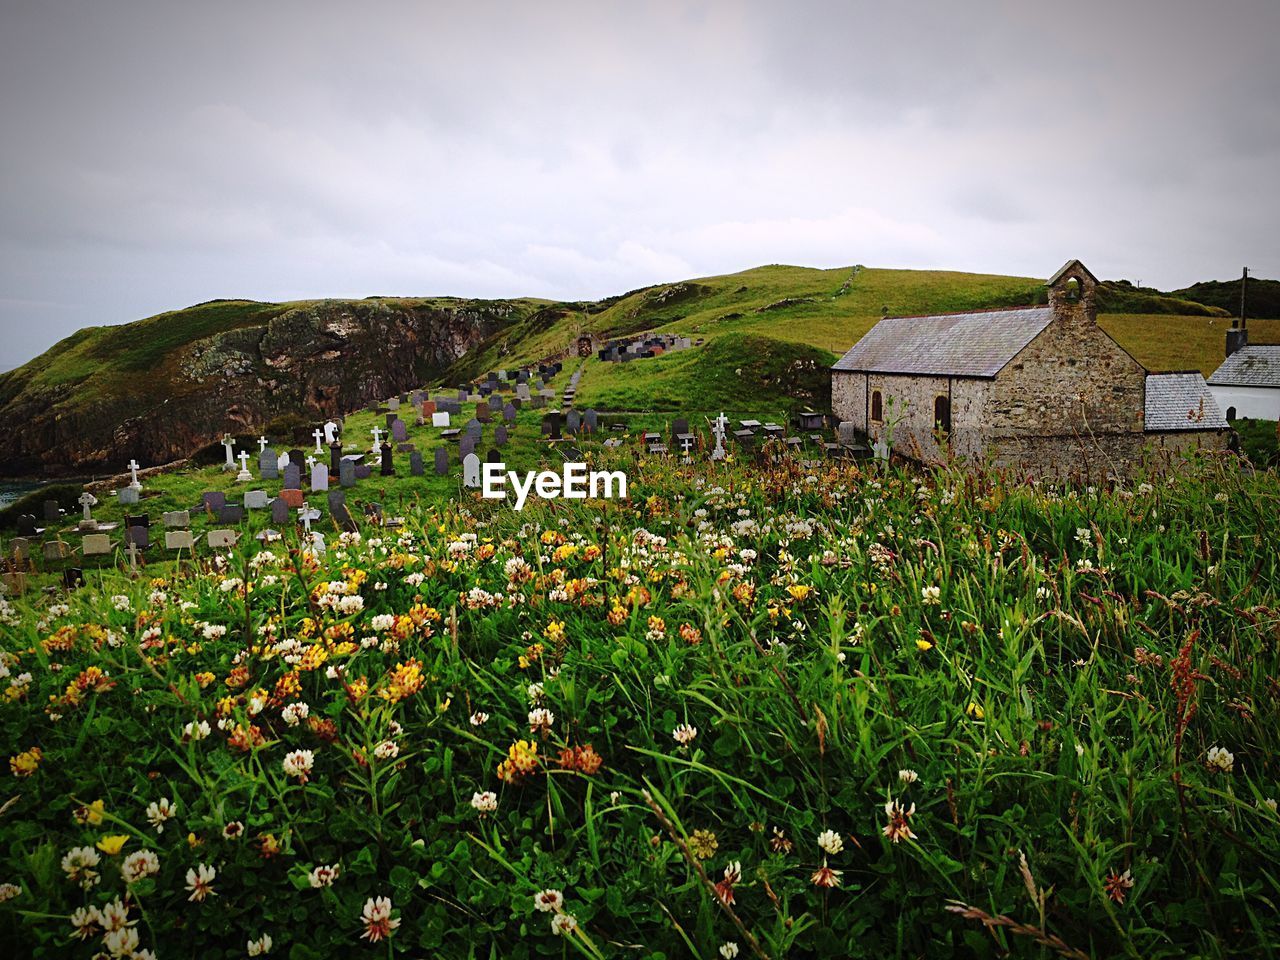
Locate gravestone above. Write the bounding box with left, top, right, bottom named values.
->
left=410, top=451, right=424, bottom=476
left=388, top=397, right=400, bottom=412
left=354, top=464, right=373, bottom=480
left=118, top=487, right=140, bottom=506
left=459, top=435, right=476, bottom=459
left=332, top=501, right=358, bottom=533
left=510, top=397, right=522, bottom=411
left=311, top=463, right=329, bottom=492
left=517, top=383, right=531, bottom=400
left=42, top=500, right=61, bottom=523
left=391, top=419, right=408, bottom=443
left=284, top=464, right=301, bottom=490
left=207, top=530, right=238, bottom=549
left=672, top=418, right=690, bottom=439
left=7, top=538, right=31, bottom=560
left=201, top=492, right=227, bottom=512
left=15, top=515, right=37, bottom=537
left=162, top=510, right=189, bottom=528
left=340, top=459, right=356, bottom=488
left=421, top=399, right=436, bottom=417
left=62, top=568, right=85, bottom=590
left=259, top=450, right=279, bottom=480
left=288, top=449, right=305, bottom=470
left=463, top=453, right=481, bottom=488
left=434, top=448, right=449, bottom=475
left=165, top=530, right=195, bottom=551
left=271, top=498, right=289, bottom=525
left=489, top=394, right=503, bottom=412
left=485, top=449, right=502, bottom=465
left=495, top=425, right=508, bottom=446
left=244, top=490, right=269, bottom=510
left=384, top=412, right=397, bottom=429
left=432, top=411, right=450, bottom=428
left=43, top=540, right=71, bottom=562
left=465, top=418, right=482, bottom=436
left=278, top=488, right=305, bottom=509
left=837, top=422, right=858, bottom=447
left=585, top=409, right=599, bottom=433
left=330, top=442, right=344, bottom=476
left=531, top=396, right=546, bottom=410
left=324, top=420, right=340, bottom=444
left=327, top=490, right=346, bottom=512
left=503, top=403, right=517, bottom=423
left=542, top=412, right=562, bottom=440
left=82, top=534, right=113, bottom=556
left=125, top=526, right=150, bottom=549
left=476, top=405, right=491, bottom=423
left=218, top=505, right=246, bottom=524
left=567, top=410, right=581, bottom=434
left=380, top=442, right=395, bottom=476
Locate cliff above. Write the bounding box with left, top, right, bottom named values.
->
left=0, top=296, right=543, bottom=477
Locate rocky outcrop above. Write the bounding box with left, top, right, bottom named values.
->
left=0, top=298, right=527, bottom=477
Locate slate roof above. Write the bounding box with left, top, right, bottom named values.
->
left=831, top=306, right=1054, bottom=378
left=1145, top=373, right=1228, bottom=431
left=1207, top=345, right=1280, bottom=388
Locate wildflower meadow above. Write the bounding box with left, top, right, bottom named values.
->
left=2, top=451, right=1279, bottom=958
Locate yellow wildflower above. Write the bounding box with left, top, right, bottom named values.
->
left=96, top=835, right=129, bottom=856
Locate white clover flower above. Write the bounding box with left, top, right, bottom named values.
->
left=1206, top=745, right=1234, bottom=773
left=371, top=614, right=396, bottom=632
left=921, top=585, right=941, bottom=605
left=103, top=926, right=141, bottom=957
left=145, top=797, right=175, bottom=833
left=550, top=912, right=579, bottom=935
left=373, top=740, right=400, bottom=761
left=528, top=707, right=555, bottom=734
left=469, top=711, right=489, bottom=727
left=184, top=863, right=217, bottom=902
left=720, top=942, right=740, bottom=959
left=534, top=889, right=564, bottom=913
left=471, top=791, right=498, bottom=813
left=185, top=719, right=212, bottom=740
left=281, top=702, right=310, bottom=726
left=121, top=849, right=160, bottom=884
left=817, top=829, right=843, bottom=855
left=672, top=723, right=698, bottom=745
left=283, top=749, right=315, bottom=782
left=898, top=769, right=919, bottom=785
left=308, top=864, right=340, bottom=888
left=247, top=932, right=273, bottom=956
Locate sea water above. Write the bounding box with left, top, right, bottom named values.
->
left=0, top=481, right=44, bottom=510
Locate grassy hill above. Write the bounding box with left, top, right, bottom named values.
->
left=3, top=264, right=1275, bottom=478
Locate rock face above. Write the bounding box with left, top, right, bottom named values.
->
left=0, top=298, right=526, bottom=477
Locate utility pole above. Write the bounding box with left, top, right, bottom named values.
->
left=1240, top=266, right=1249, bottom=331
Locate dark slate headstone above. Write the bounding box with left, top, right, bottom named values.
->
left=385, top=412, right=397, bottom=428
left=567, top=410, right=581, bottom=434
left=531, top=395, right=546, bottom=409
left=288, top=449, right=305, bottom=469
left=330, top=442, right=344, bottom=476
left=434, top=447, right=449, bottom=475
left=488, top=394, right=503, bottom=411
left=380, top=442, right=395, bottom=476
left=585, top=409, right=599, bottom=432
left=124, top=514, right=149, bottom=530
left=391, top=419, right=408, bottom=443
left=410, top=451, right=424, bottom=476
left=503, top=402, right=517, bottom=422
left=271, top=497, right=289, bottom=525
left=485, top=449, right=502, bottom=465
left=201, top=492, right=226, bottom=512
left=259, top=449, right=279, bottom=480
left=459, top=435, right=476, bottom=459
left=672, top=418, right=690, bottom=438
left=42, top=500, right=61, bottom=522
left=355, top=464, right=373, bottom=480
left=476, top=405, right=491, bottom=423
left=63, top=568, right=85, bottom=590
left=333, top=502, right=358, bottom=533
left=125, top=525, right=150, bottom=549
left=284, top=465, right=301, bottom=490
left=542, top=412, right=562, bottom=440
left=340, top=459, right=356, bottom=488
left=327, top=490, right=346, bottom=512
left=495, top=425, right=508, bottom=446
left=219, top=504, right=246, bottom=524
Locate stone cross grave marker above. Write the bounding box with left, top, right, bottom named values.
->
left=222, top=435, right=236, bottom=471
left=128, top=459, right=142, bottom=490
left=236, top=451, right=253, bottom=482
left=711, top=412, right=728, bottom=460
left=78, top=492, right=98, bottom=530
left=324, top=420, right=340, bottom=444
left=312, top=428, right=325, bottom=453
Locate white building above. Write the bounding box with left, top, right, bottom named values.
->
left=1207, top=326, right=1280, bottom=421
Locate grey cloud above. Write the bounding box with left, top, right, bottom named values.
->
left=2, top=0, right=1278, bottom=372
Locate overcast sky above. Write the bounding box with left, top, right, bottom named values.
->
left=2, top=0, right=1277, bottom=371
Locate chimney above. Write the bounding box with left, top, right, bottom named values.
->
left=1227, top=266, right=1249, bottom=356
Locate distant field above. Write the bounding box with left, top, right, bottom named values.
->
left=1100, top=314, right=1280, bottom=376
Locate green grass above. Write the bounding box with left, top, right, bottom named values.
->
left=1, top=440, right=1277, bottom=957
left=1099, top=315, right=1280, bottom=376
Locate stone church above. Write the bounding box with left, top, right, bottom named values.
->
left=830, top=260, right=1230, bottom=476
